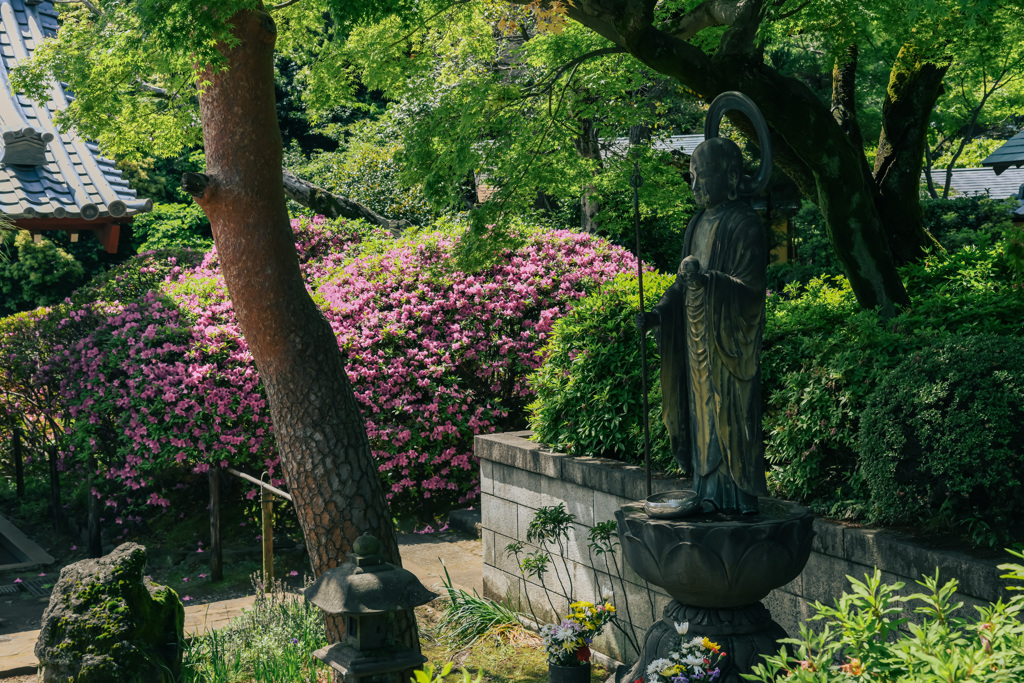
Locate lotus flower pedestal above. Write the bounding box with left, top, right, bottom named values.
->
left=614, top=499, right=813, bottom=683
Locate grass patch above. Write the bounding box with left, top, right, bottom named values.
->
left=177, top=581, right=609, bottom=683
left=180, top=576, right=328, bottom=683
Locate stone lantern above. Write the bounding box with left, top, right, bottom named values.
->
left=305, top=533, right=438, bottom=683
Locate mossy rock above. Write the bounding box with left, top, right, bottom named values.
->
left=35, top=542, right=185, bottom=683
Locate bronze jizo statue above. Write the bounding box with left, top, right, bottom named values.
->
left=637, top=92, right=772, bottom=515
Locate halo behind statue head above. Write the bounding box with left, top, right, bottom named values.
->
left=702, top=91, right=773, bottom=198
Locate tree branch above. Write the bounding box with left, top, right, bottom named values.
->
left=831, top=45, right=866, bottom=156
left=659, top=0, right=753, bottom=41
left=281, top=169, right=410, bottom=234
left=136, top=81, right=172, bottom=99
left=522, top=47, right=625, bottom=97
left=717, top=0, right=763, bottom=57
left=52, top=0, right=100, bottom=15
left=270, top=0, right=305, bottom=9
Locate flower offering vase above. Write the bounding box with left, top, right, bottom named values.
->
left=549, top=661, right=592, bottom=683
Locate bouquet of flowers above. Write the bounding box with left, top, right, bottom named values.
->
left=541, top=600, right=617, bottom=666
left=643, top=622, right=725, bottom=682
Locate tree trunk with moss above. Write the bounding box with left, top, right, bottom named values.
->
left=188, top=8, right=416, bottom=647
left=873, top=47, right=947, bottom=264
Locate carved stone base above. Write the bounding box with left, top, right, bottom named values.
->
left=617, top=601, right=786, bottom=683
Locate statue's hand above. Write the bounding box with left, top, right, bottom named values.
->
left=679, top=256, right=708, bottom=289
left=635, top=310, right=661, bottom=331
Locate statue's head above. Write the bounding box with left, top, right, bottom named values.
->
left=689, top=138, right=744, bottom=208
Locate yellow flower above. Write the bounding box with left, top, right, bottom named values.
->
left=604, top=603, right=616, bottom=613
left=702, top=638, right=720, bottom=651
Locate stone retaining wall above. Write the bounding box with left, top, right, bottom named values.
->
left=477, top=431, right=1016, bottom=663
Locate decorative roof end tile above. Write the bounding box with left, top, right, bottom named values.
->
left=2, top=127, right=54, bottom=166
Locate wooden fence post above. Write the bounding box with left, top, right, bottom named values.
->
left=209, top=467, right=223, bottom=581
left=87, top=453, right=102, bottom=557
left=48, top=444, right=64, bottom=533
left=13, top=426, right=24, bottom=499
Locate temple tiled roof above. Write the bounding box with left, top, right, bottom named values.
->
left=0, top=0, right=150, bottom=221
left=932, top=167, right=1024, bottom=200
left=982, top=130, right=1024, bottom=176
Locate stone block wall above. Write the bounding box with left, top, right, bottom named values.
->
left=477, top=431, right=1017, bottom=664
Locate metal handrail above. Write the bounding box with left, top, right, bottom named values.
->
left=226, top=467, right=293, bottom=502
left=221, top=467, right=291, bottom=584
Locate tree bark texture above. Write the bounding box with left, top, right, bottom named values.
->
left=873, top=46, right=947, bottom=263
left=547, top=0, right=915, bottom=314
left=574, top=117, right=603, bottom=233
left=281, top=169, right=410, bottom=233
left=831, top=45, right=866, bottom=161
left=191, top=8, right=416, bottom=647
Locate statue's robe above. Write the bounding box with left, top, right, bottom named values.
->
left=652, top=200, right=768, bottom=512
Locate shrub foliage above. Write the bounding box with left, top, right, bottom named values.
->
left=527, top=272, right=676, bottom=471
left=1, top=216, right=635, bottom=518
left=859, top=335, right=1024, bottom=542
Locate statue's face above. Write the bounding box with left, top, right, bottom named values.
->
left=690, top=144, right=740, bottom=208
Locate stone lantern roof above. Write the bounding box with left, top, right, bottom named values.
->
left=0, top=0, right=152, bottom=251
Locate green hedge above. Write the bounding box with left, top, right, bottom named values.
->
left=859, top=335, right=1024, bottom=545
left=761, top=231, right=1024, bottom=544
left=527, top=272, right=678, bottom=472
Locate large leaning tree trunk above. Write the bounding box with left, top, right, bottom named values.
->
left=539, top=0, right=962, bottom=315
left=185, top=8, right=416, bottom=647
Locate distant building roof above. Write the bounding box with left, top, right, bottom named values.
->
left=0, top=0, right=150, bottom=223
left=930, top=167, right=1024, bottom=218
left=605, top=134, right=705, bottom=158
left=982, top=130, right=1024, bottom=175
left=933, top=167, right=1024, bottom=199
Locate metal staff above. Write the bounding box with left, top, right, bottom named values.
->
left=631, top=159, right=652, bottom=498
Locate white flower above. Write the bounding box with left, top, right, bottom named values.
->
left=647, top=659, right=674, bottom=677
left=554, top=624, right=577, bottom=642
left=674, top=621, right=689, bottom=635
left=601, top=586, right=614, bottom=601
left=683, top=654, right=704, bottom=668
left=689, top=636, right=705, bottom=647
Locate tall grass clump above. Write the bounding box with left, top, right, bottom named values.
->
left=436, top=563, right=523, bottom=648
left=180, top=575, right=327, bottom=682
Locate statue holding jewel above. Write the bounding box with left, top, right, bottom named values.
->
left=636, top=91, right=772, bottom=516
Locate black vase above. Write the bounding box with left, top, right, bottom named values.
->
left=549, top=661, right=591, bottom=683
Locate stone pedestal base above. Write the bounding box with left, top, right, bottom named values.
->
left=617, top=601, right=786, bottom=683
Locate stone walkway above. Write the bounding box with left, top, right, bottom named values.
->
left=0, top=530, right=483, bottom=679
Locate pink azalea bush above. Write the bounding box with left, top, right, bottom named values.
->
left=0, top=215, right=637, bottom=516
left=318, top=223, right=636, bottom=512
